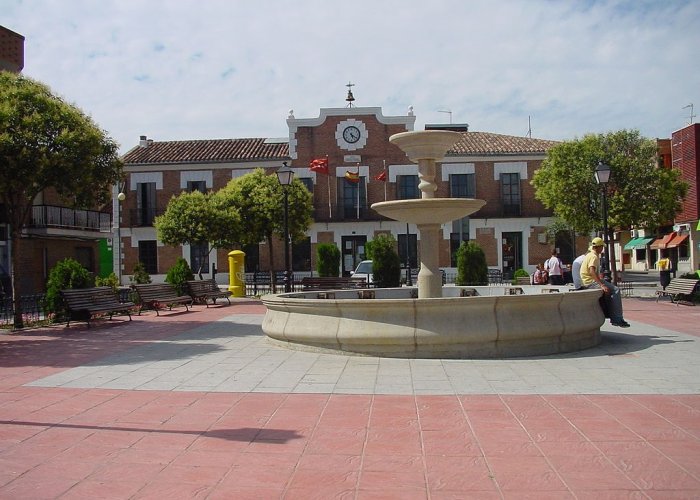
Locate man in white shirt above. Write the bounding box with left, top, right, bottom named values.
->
left=571, top=253, right=586, bottom=289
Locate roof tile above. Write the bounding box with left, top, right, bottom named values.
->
left=122, top=138, right=289, bottom=165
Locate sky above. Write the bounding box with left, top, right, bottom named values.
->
left=3, top=0, right=700, bottom=154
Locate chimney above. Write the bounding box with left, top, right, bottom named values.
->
left=139, top=135, right=148, bottom=147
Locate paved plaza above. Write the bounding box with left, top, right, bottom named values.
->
left=1, top=297, right=699, bottom=498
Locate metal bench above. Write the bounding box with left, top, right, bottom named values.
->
left=186, top=279, right=231, bottom=307
left=61, top=287, right=135, bottom=327
left=301, top=277, right=368, bottom=290
left=131, top=283, right=193, bottom=315
left=655, top=278, right=699, bottom=305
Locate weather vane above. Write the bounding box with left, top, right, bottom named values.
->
left=346, top=82, right=355, bottom=108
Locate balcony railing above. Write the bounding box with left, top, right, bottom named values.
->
left=30, top=205, right=111, bottom=232
left=313, top=205, right=389, bottom=223
left=127, top=208, right=164, bottom=227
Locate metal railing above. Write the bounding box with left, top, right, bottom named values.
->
left=30, top=205, right=111, bottom=232
left=0, top=294, right=48, bottom=328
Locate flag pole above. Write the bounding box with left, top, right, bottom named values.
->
left=356, top=163, right=360, bottom=220
left=383, top=160, right=387, bottom=201
left=326, top=155, right=332, bottom=220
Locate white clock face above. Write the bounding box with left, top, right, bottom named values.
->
left=335, top=119, right=368, bottom=151
left=343, top=126, right=361, bottom=143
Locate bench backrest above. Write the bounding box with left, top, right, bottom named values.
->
left=61, top=287, right=120, bottom=309
left=132, top=283, right=182, bottom=301
left=186, top=279, right=220, bottom=294
left=666, top=278, right=699, bottom=293
left=302, top=277, right=367, bottom=289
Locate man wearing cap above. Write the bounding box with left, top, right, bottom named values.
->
left=580, top=237, right=630, bottom=327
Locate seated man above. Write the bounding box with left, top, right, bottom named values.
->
left=580, top=237, right=630, bottom=328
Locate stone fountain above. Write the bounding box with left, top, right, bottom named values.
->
left=261, top=131, right=604, bottom=358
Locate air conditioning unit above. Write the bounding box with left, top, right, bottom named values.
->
left=673, top=223, right=690, bottom=232
left=630, top=229, right=639, bottom=238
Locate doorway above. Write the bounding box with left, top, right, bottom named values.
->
left=501, top=232, right=522, bottom=280
left=341, top=235, right=367, bottom=276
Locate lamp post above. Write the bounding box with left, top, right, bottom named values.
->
left=594, top=161, right=612, bottom=281
left=276, top=162, right=294, bottom=293
left=116, top=188, right=126, bottom=285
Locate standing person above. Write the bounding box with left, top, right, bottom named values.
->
left=533, top=264, right=548, bottom=284
left=571, top=253, right=586, bottom=289
left=580, top=237, right=630, bottom=328
left=544, top=250, right=564, bottom=285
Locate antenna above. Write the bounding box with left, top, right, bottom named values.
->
left=437, top=109, right=452, bottom=124
left=526, top=116, right=532, bottom=138
left=682, top=103, right=696, bottom=125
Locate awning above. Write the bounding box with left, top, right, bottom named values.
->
left=623, top=237, right=654, bottom=250
left=649, top=232, right=677, bottom=250
left=666, top=234, right=689, bottom=248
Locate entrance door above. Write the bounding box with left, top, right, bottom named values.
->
left=501, top=232, right=522, bottom=280
left=342, top=235, right=367, bottom=276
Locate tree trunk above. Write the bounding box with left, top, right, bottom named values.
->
left=10, top=230, right=24, bottom=329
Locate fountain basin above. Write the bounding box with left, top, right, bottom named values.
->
left=372, top=198, right=486, bottom=225
left=262, top=288, right=604, bottom=358
left=389, top=130, right=463, bottom=162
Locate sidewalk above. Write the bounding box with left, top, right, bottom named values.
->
left=0, top=297, right=698, bottom=498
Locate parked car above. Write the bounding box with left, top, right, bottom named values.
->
left=351, top=260, right=373, bottom=284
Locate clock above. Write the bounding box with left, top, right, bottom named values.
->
left=335, top=119, right=368, bottom=151
left=343, top=126, right=361, bottom=143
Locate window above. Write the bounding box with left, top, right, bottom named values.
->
left=397, top=233, right=418, bottom=269
left=450, top=218, right=470, bottom=266
left=190, top=242, right=209, bottom=274
left=138, top=240, right=158, bottom=274
left=500, top=173, right=521, bottom=216
left=243, top=244, right=260, bottom=273
left=299, top=178, right=314, bottom=192
left=339, top=177, right=366, bottom=219
left=187, top=180, right=207, bottom=193
left=292, top=237, right=311, bottom=271
left=450, top=174, right=475, bottom=198
left=397, top=175, right=419, bottom=200
left=136, top=182, right=157, bottom=226
left=75, top=247, right=94, bottom=273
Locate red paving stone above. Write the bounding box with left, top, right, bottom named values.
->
left=0, top=298, right=698, bottom=498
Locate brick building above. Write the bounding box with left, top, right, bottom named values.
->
left=120, top=104, right=577, bottom=284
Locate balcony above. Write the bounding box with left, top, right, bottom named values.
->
left=29, top=205, right=111, bottom=234
left=127, top=208, right=164, bottom=227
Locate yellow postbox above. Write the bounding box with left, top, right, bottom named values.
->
left=228, top=250, right=245, bottom=297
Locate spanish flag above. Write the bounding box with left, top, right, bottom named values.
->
left=309, top=157, right=329, bottom=175
left=344, top=169, right=360, bottom=183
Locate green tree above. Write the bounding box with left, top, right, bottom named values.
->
left=370, top=234, right=401, bottom=288
left=215, top=168, right=313, bottom=286
left=316, top=243, right=340, bottom=277
left=154, top=190, right=241, bottom=274
left=0, top=72, right=123, bottom=328
left=532, top=130, right=687, bottom=282
left=455, top=241, right=488, bottom=286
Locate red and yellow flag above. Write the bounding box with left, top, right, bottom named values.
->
left=373, top=170, right=387, bottom=182
left=309, top=157, right=329, bottom=174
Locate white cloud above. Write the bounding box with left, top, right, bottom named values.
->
left=4, top=0, right=699, bottom=153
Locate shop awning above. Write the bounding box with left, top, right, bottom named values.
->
left=666, top=233, right=688, bottom=248
left=649, top=232, right=677, bottom=250
left=623, top=237, right=655, bottom=250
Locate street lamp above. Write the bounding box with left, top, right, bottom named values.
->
left=276, top=162, right=294, bottom=293
left=594, top=161, right=612, bottom=281
left=116, top=188, right=126, bottom=285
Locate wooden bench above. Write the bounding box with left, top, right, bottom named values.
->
left=186, top=279, right=231, bottom=307
left=301, top=277, right=368, bottom=291
left=655, top=278, right=699, bottom=305
left=131, top=283, right=193, bottom=315
left=61, top=287, right=135, bottom=327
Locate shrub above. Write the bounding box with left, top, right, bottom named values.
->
left=371, top=234, right=401, bottom=288
left=95, top=272, right=119, bottom=292
left=45, top=258, right=94, bottom=316
left=165, top=257, right=194, bottom=295
left=316, top=243, right=340, bottom=277
left=513, top=268, right=530, bottom=284
left=455, top=241, right=488, bottom=286
left=130, top=262, right=152, bottom=284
